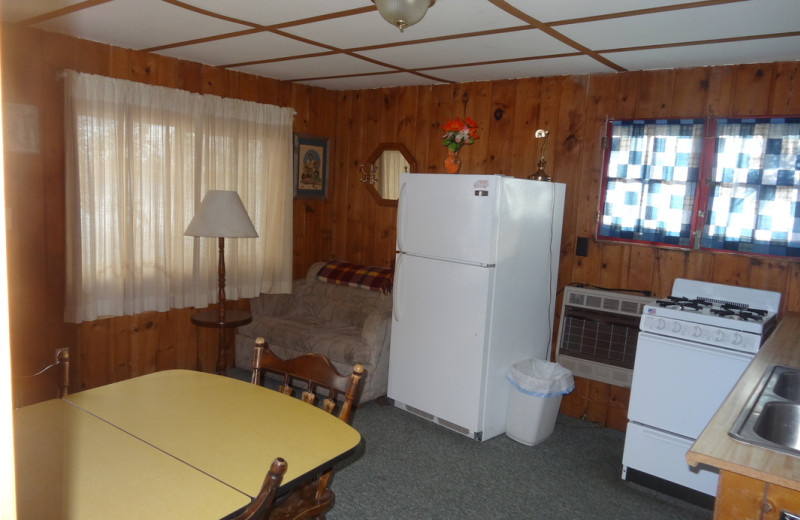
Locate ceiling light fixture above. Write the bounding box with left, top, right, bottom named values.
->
left=372, top=0, right=435, bottom=32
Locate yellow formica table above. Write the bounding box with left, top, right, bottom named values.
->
left=17, top=370, right=361, bottom=519
left=14, top=399, right=250, bottom=519
left=64, top=369, right=362, bottom=497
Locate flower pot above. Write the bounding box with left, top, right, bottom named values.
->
left=444, top=149, right=461, bottom=174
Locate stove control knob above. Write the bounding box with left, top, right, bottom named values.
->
left=732, top=333, right=743, bottom=345
left=692, top=326, right=703, bottom=338
left=714, top=329, right=725, bottom=342
left=656, top=318, right=667, bottom=330
left=671, top=322, right=682, bottom=333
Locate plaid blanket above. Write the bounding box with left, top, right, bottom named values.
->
left=316, top=260, right=393, bottom=294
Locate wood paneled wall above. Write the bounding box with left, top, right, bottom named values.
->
left=0, top=24, right=337, bottom=394
left=327, top=63, right=800, bottom=429
left=4, top=24, right=800, bottom=427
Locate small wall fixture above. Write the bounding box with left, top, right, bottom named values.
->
left=372, top=0, right=435, bottom=32
left=528, top=129, right=552, bottom=182
left=359, top=163, right=379, bottom=185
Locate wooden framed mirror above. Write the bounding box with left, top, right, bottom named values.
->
left=364, top=143, right=416, bottom=207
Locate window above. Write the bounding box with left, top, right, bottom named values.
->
left=64, top=71, right=296, bottom=323
left=703, top=118, right=800, bottom=256
left=598, top=116, right=800, bottom=258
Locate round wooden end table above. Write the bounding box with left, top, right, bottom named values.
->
left=191, top=308, right=252, bottom=375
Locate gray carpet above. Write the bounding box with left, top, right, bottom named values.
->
left=229, top=368, right=711, bottom=519
left=327, top=400, right=713, bottom=520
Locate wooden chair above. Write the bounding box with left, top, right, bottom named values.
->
left=231, top=457, right=288, bottom=520
left=250, top=337, right=365, bottom=520
left=13, top=347, right=70, bottom=408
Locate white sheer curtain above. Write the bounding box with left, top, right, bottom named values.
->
left=64, top=71, right=294, bottom=323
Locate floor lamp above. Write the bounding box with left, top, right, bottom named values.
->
left=185, top=190, right=258, bottom=374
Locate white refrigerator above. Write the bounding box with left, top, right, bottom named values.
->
left=388, top=173, right=566, bottom=441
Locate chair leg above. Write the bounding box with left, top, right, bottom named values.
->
left=315, top=470, right=332, bottom=501
left=308, top=470, right=334, bottom=520
left=269, top=481, right=333, bottom=520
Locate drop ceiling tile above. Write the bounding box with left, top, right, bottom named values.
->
left=357, top=29, right=576, bottom=69
left=427, top=55, right=616, bottom=84
left=2, top=0, right=798, bottom=91
left=557, top=0, right=800, bottom=50
left=232, top=54, right=392, bottom=82
left=504, top=0, right=702, bottom=23
left=179, top=0, right=369, bottom=26
left=605, top=35, right=800, bottom=71
left=154, top=31, right=327, bottom=67
left=0, top=0, right=85, bottom=23
left=31, top=0, right=249, bottom=50
left=282, top=0, right=525, bottom=50
left=299, top=72, right=442, bottom=91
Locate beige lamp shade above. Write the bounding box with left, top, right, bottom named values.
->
left=184, top=190, right=258, bottom=238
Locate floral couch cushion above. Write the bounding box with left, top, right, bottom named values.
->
left=234, top=261, right=393, bottom=403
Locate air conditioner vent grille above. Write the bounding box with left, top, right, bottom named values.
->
left=620, top=301, right=643, bottom=314
left=556, top=286, right=656, bottom=388
left=567, top=292, right=584, bottom=306
left=585, top=295, right=603, bottom=308
left=559, top=313, right=638, bottom=369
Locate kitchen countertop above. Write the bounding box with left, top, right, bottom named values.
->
left=687, top=312, right=800, bottom=491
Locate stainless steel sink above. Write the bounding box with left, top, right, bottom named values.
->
left=729, top=365, right=800, bottom=456
left=753, top=402, right=800, bottom=450
left=775, top=371, right=800, bottom=401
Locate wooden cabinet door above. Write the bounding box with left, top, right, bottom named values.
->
left=716, top=470, right=800, bottom=520
left=715, top=470, right=766, bottom=520
left=764, top=483, right=800, bottom=520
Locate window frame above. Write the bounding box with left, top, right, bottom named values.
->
left=596, top=115, right=800, bottom=259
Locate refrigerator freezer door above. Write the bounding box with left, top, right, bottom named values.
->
left=397, top=173, right=500, bottom=265
left=388, top=254, right=492, bottom=436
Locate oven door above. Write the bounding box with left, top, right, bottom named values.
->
left=628, top=331, right=753, bottom=439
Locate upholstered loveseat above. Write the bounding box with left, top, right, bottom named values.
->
left=234, top=260, right=393, bottom=403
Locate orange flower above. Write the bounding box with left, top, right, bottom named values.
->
left=441, top=117, right=479, bottom=152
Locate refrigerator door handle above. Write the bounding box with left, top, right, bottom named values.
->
left=393, top=253, right=403, bottom=322
left=396, top=180, right=408, bottom=253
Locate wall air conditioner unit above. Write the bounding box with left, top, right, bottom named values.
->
left=556, top=285, right=656, bottom=388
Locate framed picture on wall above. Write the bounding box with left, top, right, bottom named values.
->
left=294, top=133, right=329, bottom=199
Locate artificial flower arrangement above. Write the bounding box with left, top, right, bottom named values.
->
left=441, top=117, right=479, bottom=152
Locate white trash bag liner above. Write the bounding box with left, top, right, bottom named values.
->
left=506, top=358, right=574, bottom=398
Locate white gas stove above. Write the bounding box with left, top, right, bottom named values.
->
left=640, top=278, right=780, bottom=353
left=624, top=278, right=782, bottom=503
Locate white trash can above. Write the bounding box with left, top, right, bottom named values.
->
left=505, top=358, right=574, bottom=446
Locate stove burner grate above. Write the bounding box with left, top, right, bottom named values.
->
left=709, top=304, right=769, bottom=322
left=738, top=310, right=767, bottom=321
left=721, top=303, right=767, bottom=316
left=655, top=296, right=772, bottom=323
left=656, top=296, right=710, bottom=311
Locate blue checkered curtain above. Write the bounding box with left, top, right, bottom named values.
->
left=599, top=119, right=704, bottom=245
left=702, top=118, right=800, bottom=257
